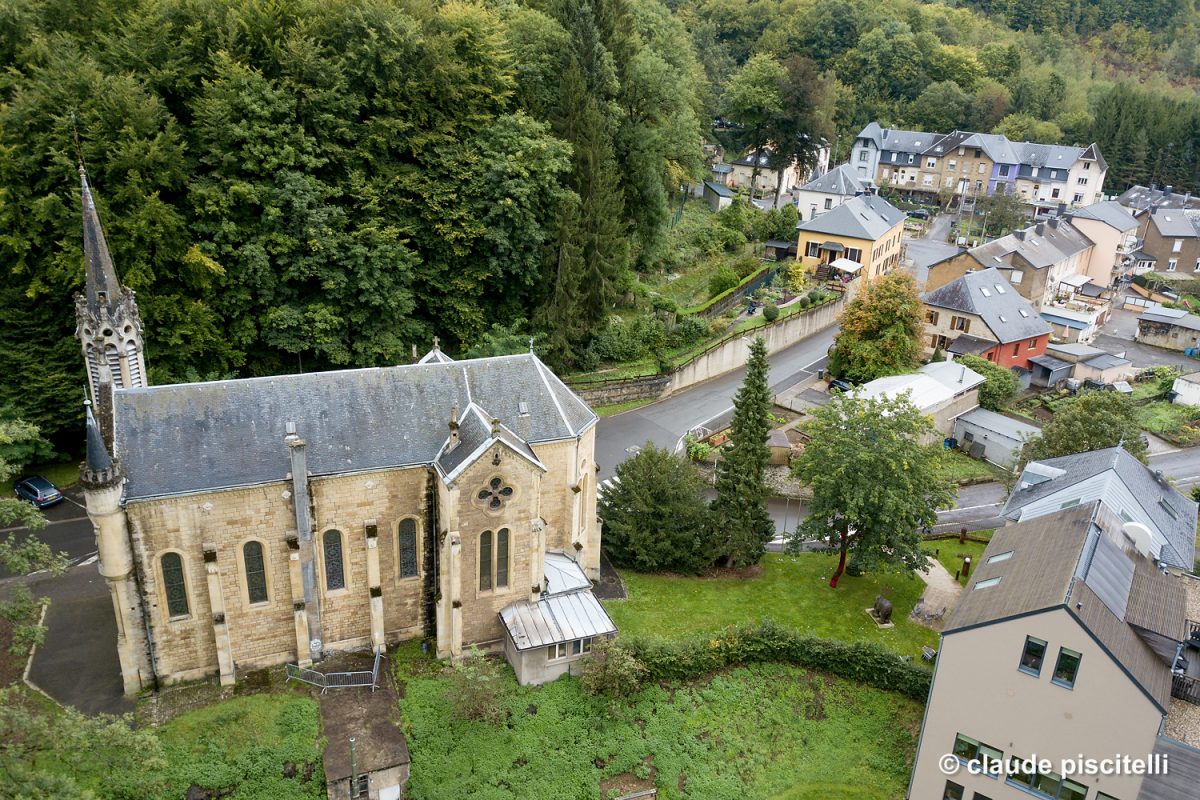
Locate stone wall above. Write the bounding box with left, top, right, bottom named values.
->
left=571, top=295, right=845, bottom=409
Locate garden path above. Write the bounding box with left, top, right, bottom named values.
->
left=911, top=556, right=964, bottom=632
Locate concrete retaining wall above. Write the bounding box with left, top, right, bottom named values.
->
left=664, top=296, right=843, bottom=396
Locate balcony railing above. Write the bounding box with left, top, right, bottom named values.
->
left=1172, top=673, right=1200, bottom=705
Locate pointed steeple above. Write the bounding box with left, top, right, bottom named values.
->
left=79, top=165, right=122, bottom=315
left=74, top=164, right=148, bottom=404
left=80, top=397, right=120, bottom=489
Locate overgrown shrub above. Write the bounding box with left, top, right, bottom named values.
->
left=731, top=254, right=761, bottom=278
left=579, top=637, right=647, bottom=710
left=708, top=265, right=740, bottom=298
left=446, top=648, right=509, bottom=724
left=622, top=620, right=932, bottom=703
left=669, top=316, right=709, bottom=348
left=588, top=316, right=667, bottom=364
left=763, top=302, right=779, bottom=322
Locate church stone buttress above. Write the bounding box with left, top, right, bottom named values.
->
left=74, top=166, right=147, bottom=405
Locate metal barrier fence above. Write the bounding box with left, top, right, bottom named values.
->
left=286, top=649, right=383, bottom=693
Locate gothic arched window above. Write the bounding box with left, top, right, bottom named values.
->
left=495, top=528, right=509, bottom=589
left=398, top=518, right=419, bottom=579
left=162, top=553, right=189, bottom=617
left=244, top=541, right=268, bottom=604
left=323, top=530, right=345, bottom=591
left=479, top=530, right=493, bottom=591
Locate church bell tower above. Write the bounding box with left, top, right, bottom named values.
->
left=74, top=165, right=147, bottom=410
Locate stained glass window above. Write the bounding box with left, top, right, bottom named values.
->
left=496, top=528, right=509, bottom=588
left=324, top=530, right=345, bottom=591
left=244, top=541, right=268, bottom=604
left=477, top=477, right=514, bottom=510
left=162, top=553, right=188, bottom=617
left=479, top=530, right=493, bottom=591
left=398, top=519, right=418, bottom=578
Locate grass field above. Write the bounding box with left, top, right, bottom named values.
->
left=936, top=450, right=1005, bottom=484
left=397, top=654, right=922, bottom=800
left=604, top=553, right=938, bottom=658
left=595, top=398, right=656, bottom=417
left=921, top=531, right=993, bottom=586
left=24, top=459, right=80, bottom=490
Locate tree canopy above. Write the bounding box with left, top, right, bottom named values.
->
left=830, top=272, right=924, bottom=384
left=597, top=442, right=715, bottom=574
left=1017, top=390, right=1149, bottom=470
left=791, top=393, right=957, bottom=588
left=955, top=355, right=1018, bottom=411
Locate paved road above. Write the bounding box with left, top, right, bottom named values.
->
left=903, top=213, right=958, bottom=290
left=1093, top=305, right=1200, bottom=371
left=595, top=325, right=838, bottom=480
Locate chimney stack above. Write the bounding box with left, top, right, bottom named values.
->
left=1035, top=222, right=1045, bottom=236
left=1014, top=230, right=1026, bottom=241
left=447, top=404, right=460, bottom=452
left=1164, top=185, right=1173, bottom=198
left=1057, top=202, right=1067, bottom=216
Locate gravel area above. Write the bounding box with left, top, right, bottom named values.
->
left=1182, top=573, right=1200, bottom=622
left=1164, top=699, right=1200, bottom=748
left=696, top=463, right=807, bottom=499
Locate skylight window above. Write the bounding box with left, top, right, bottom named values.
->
left=994, top=284, right=1006, bottom=294
left=1159, top=497, right=1179, bottom=518
left=998, top=315, right=1007, bottom=322
left=980, top=287, right=992, bottom=297
left=974, top=577, right=1002, bottom=590
left=987, top=551, right=1014, bottom=564
left=1019, top=309, right=1030, bottom=317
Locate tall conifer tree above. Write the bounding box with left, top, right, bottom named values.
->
left=711, top=336, right=774, bottom=568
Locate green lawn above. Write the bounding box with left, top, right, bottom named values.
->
left=936, top=450, right=1005, bottom=484
left=1135, top=400, right=1200, bottom=443
left=398, top=655, right=922, bottom=800
left=605, top=553, right=938, bottom=658
left=595, top=398, right=656, bottom=417
left=25, top=459, right=80, bottom=490
left=921, top=533, right=993, bottom=586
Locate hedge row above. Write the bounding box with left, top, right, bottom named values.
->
left=621, top=620, right=933, bottom=703
left=680, top=263, right=775, bottom=317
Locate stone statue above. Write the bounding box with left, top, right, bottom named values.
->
left=873, top=595, right=893, bottom=624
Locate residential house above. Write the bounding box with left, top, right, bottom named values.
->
left=854, top=359, right=984, bottom=437
left=728, top=146, right=798, bottom=198
left=1117, top=183, right=1200, bottom=215
left=1002, top=446, right=1197, bottom=571
left=1068, top=200, right=1141, bottom=284
left=851, top=123, right=1107, bottom=208
left=1140, top=208, right=1200, bottom=275
left=951, top=407, right=1039, bottom=469
left=1135, top=307, right=1200, bottom=353
left=794, top=194, right=906, bottom=281
left=792, top=164, right=872, bottom=222
left=921, top=268, right=1052, bottom=370
left=908, top=501, right=1200, bottom=800
left=1171, top=371, right=1200, bottom=405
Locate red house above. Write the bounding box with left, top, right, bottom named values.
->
left=921, top=267, right=1052, bottom=371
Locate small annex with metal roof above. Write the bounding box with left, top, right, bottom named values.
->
left=499, top=551, right=617, bottom=686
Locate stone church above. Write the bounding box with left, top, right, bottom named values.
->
left=74, top=168, right=614, bottom=694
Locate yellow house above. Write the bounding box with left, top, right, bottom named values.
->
left=794, top=194, right=906, bottom=281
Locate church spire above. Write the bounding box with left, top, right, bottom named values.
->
left=79, top=398, right=120, bottom=489
left=74, top=165, right=148, bottom=410
left=79, top=164, right=122, bottom=315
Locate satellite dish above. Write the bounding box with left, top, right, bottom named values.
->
left=1121, top=521, right=1154, bottom=558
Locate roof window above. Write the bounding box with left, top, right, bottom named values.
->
left=994, top=284, right=1006, bottom=294
left=987, top=550, right=1014, bottom=564
left=1019, top=309, right=1029, bottom=317
left=980, top=287, right=992, bottom=297
left=974, top=577, right=1002, bottom=590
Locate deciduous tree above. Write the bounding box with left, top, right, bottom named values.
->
left=955, top=355, right=1018, bottom=411
left=791, top=394, right=957, bottom=587
left=830, top=272, right=924, bottom=383
left=1017, top=391, right=1148, bottom=470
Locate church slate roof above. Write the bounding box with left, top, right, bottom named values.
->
left=113, top=353, right=596, bottom=500
left=433, top=402, right=546, bottom=485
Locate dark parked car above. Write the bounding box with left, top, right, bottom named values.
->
left=14, top=475, right=64, bottom=508
left=907, top=208, right=931, bottom=220
left=829, top=378, right=854, bottom=393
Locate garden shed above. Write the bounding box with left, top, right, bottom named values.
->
left=499, top=552, right=617, bottom=686
left=952, top=408, right=1040, bottom=469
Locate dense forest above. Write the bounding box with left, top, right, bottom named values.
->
left=1, top=0, right=1198, bottom=448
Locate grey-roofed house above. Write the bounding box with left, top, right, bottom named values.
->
left=794, top=194, right=907, bottom=280
left=951, top=407, right=1040, bottom=469
left=921, top=267, right=1052, bottom=369
left=909, top=501, right=1200, bottom=800
left=792, top=163, right=873, bottom=221
left=1002, top=446, right=1197, bottom=571
left=964, top=217, right=1096, bottom=309
left=73, top=161, right=615, bottom=697
left=1141, top=208, right=1200, bottom=275
left=1117, top=184, right=1200, bottom=214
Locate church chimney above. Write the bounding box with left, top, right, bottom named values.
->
left=446, top=405, right=460, bottom=452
